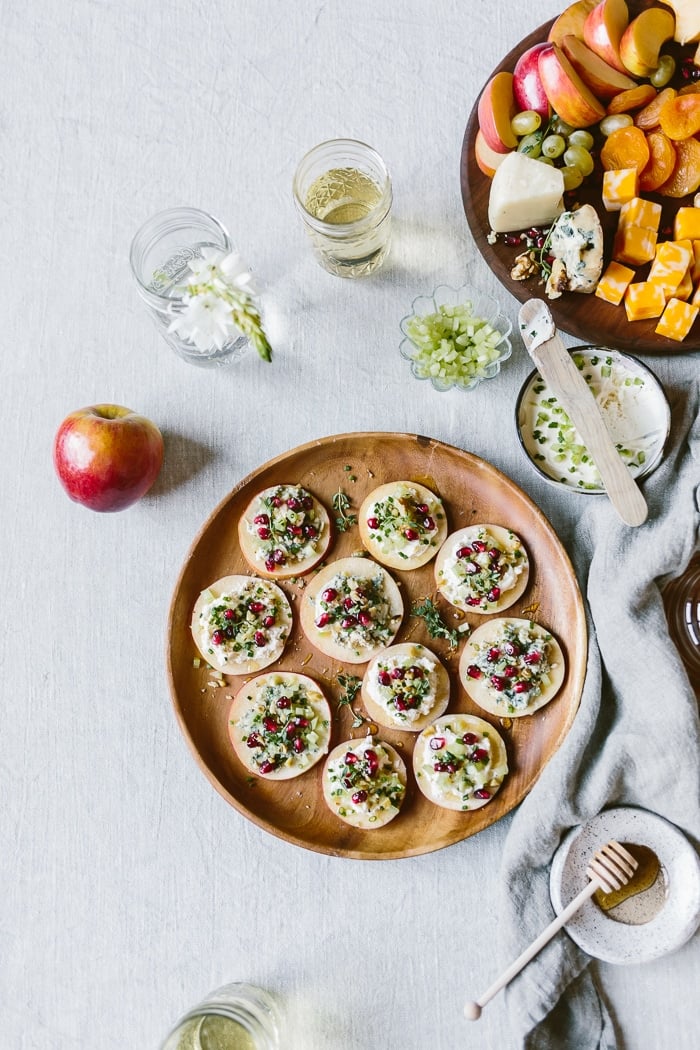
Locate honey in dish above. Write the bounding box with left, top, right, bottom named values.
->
left=593, top=842, right=666, bottom=925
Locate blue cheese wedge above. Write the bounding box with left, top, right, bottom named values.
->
left=488, top=152, right=565, bottom=234
left=545, top=204, right=604, bottom=300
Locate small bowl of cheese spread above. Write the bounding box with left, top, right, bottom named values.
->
left=515, top=347, right=670, bottom=494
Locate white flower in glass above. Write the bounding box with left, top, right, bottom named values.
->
left=168, top=248, right=272, bottom=361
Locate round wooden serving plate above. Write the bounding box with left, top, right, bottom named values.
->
left=460, top=0, right=700, bottom=354
left=166, top=433, right=587, bottom=859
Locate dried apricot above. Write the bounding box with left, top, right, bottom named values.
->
left=639, top=131, right=677, bottom=192
left=657, top=137, right=700, bottom=197
left=659, top=95, right=700, bottom=140
left=600, top=125, right=651, bottom=174
left=635, top=87, right=677, bottom=131
left=607, top=84, right=658, bottom=114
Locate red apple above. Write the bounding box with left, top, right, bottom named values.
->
left=538, top=44, right=607, bottom=128
left=53, top=404, right=164, bottom=512
left=513, top=43, right=552, bottom=119
left=583, top=0, right=630, bottom=74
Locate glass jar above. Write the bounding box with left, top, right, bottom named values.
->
left=293, top=138, right=392, bottom=278
left=159, top=982, right=280, bottom=1050
left=663, top=552, right=700, bottom=689
left=130, top=207, right=248, bottom=368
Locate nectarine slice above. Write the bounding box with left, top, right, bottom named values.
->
left=538, top=44, right=606, bottom=128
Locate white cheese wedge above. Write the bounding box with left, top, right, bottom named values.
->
left=545, top=204, right=604, bottom=299
left=487, top=152, right=565, bottom=234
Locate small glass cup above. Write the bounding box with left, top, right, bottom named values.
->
left=130, top=207, right=248, bottom=368
left=292, top=138, right=392, bottom=278
left=159, top=982, right=280, bottom=1050
left=663, top=552, right=700, bottom=689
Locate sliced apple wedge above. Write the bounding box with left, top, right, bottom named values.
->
left=561, top=33, right=637, bottom=98
left=474, top=129, right=509, bottom=178
left=583, top=0, right=630, bottom=74
left=658, top=0, right=700, bottom=46
left=548, top=0, right=599, bottom=47
left=477, top=71, right=518, bottom=154
left=513, top=43, right=552, bottom=119
left=619, top=8, right=676, bottom=77
left=538, top=44, right=607, bottom=128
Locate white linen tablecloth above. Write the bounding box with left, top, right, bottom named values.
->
left=2, top=2, right=699, bottom=1048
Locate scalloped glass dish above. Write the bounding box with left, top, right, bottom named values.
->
left=399, top=284, right=513, bottom=392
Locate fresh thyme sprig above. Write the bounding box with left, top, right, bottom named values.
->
left=412, top=597, right=461, bottom=649
left=332, top=488, right=357, bottom=532
left=336, top=672, right=364, bottom=727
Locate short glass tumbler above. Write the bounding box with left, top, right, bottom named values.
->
left=293, top=138, right=392, bottom=278
left=130, top=207, right=248, bottom=368
left=159, top=981, right=280, bottom=1050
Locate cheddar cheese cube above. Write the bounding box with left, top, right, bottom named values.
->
left=624, top=282, right=667, bottom=321
left=648, top=241, right=692, bottom=296
left=595, top=261, right=636, bottom=305
left=674, top=207, right=700, bottom=242
left=691, top=283, right=700, bottom=307
left=618, top=197, right=662, bottom=232
left=655, top=297, right=699, bottom=341
left=602, top=168, right=639, bottom=212
left=614, top=224, right=657, bottom=266
left=675, top=267, right=693, bottom=302
left=691, top=242, right=700, bottom=284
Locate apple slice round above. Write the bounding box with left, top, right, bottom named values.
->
left=538, top=43, right=607, bottom=128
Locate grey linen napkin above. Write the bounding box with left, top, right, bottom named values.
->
left=500, top=378, right=700, bottom=1048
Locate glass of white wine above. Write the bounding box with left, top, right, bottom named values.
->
left=293, top=138, right=392, bottom=278
left=159, top=982, right=280, bottom=1050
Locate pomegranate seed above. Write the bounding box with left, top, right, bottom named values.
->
left=270, top=496, right=283, bottom=507
left=246, top=733, right=262, bottom=748
left=504, top=233, right=520, bottom=246
left=487, top=647, right=501, bottom=662
left=488, top=547, right=501, bottom=562
left=416, top=503, right=429, bottom=515
left=303, top=524, right=318, bottom=538
left=474, top=788, right=491, bottom=799
left=504, top=665, right=518, bottom=677
left=301, top=495, right=313, bottom=509
left=344, top=752, right=358, bottom=765
left=473, top=748, right=489, bottom=762
left=406, top=695, right=419, bottom=708
left=272, top=549, right=286, bottom=564
left=467, top=596, right=482, bottom=606
left=524, top=651, right=541, bottom=665
left=277, top=696, right=291, bottom=708
left=378, top=670, right=392, bottom=687
left=253, top=513, right=269, bottom=525
left=433, top=761, right=449, bottom=772
left=295, top=717, right=309, bottom=728
left=224, top=626, right=234, bottom=639
left=263, top=614, right=276, bottom=628
left=263, top=716, right=278, bottom=732
left=343, top=596, right=354, bottom=610
left=212, top=630, right=224, bottom=645
left=472, top=540, right=487, bottom=552
left=456, top=546, right=471, bottom=559
left=288, top=524, right=303, bottom=536
left=322, top=587, right=337, bottom=603
left=503, top=641, right=520, bottom=657
left=430, top=736, right=446, bottom=751
left=343, top=776, right=353, bottom=788
left=366, top=516, right=380, bottom=530
left=352, top=790, right=368, bottom=804
left=423, top=515, right=435, bottom=530
left=365, top=750, right=379, bottom=777
left=249, top=601, right=265, bottom=613
left=316, top=611, right=332, bottom=628
left=514, top=680, right=530, bottom=693
left=355, top=588, right=366, bottom=599
left=391, top=666, right=405, bottom=680
left=341, top=615, right=357, bottom=628
left=409, top=665, right=423, bottom=679
left=487, top=586, right=501, bottom=602
left=466, top=665, right=482, bottom=679
left=490, top=675, right=507, bottom=691
left=404, top=527, right=419, bottom=541
left=260, top=760, right=276, bottom=775
left=463, top=561, right=479, bottom=575
left=224, top=608, right=235, bottom=620
left=254, top=631, right=266, bottom=647
left=462, top=732, right=478, bottom=744
left=394, top=698, right=407, bottom=711
left=257, top=525, right=270, bottom=539
left=358, top=611, right=372, bottom=626
left=292, top=737, right=306, bottom=753
left=286, top=497, right=300, bottom=510
left=265, top=558, right=276, bottom=572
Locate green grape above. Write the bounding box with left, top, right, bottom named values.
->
left=511, top=109, right=542, bottom=136
left=599, top=113, right=634, bottom=136
left=563, top=145, right=594, bottom=177
left=542, top=133, right=566, bottom=159
left=561, top=165, right=584, bottom=191
left=568, top=129, right=594, bottom=150
left=650, top=54, right=676, bottom=88
left=517, top=130, right=543, bottom=158
left=537, top=155, right=555, bottom=166
left=551, top=117, right=574, bottom=137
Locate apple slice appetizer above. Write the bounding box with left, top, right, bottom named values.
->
left=191, top=574, right=292, bottom=674
left=300, top=556, right=403, bottom=663
left=361, top=642, right=450, bottom=731
left=322, top=737, right=407, bottom=828
left=228, top=671, right=331, bottom=780
left=358, top=480, right=447, bottom=570
left=413, top=714, right=509, bottom=812
left=459, top=618, right=566, bottom=717
left=435, top=524, right=529, bottom=614
left=238, top=483, right=331, bottom=579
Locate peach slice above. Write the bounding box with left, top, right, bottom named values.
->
left=619, top=8, right=676, bottom=77
left=477, top=71, right=518, bottom=154
left=474, top=129, right=509, bottom=178
left=548, top=0, right=599, bottom=47
left=513, top=43, right=552, bottom=119
left=561, top=33, right=637, bottom=99
left=538, top=44, right=607, bottom=128
left=583, top=0, right=630, bottom=74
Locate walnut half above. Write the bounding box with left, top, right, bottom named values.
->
left=510, top=250, right=540, bottom=281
